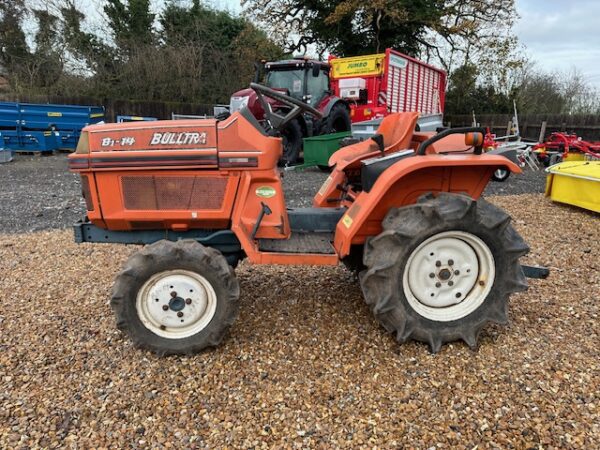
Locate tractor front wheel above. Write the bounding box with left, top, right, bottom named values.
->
left=323, top=102, right=351, bottom=135
left=360, top=193, right=529, bottom=352
left=111, top=240, right=239, bottom=355
left=280, top=119, right=303, bottom=165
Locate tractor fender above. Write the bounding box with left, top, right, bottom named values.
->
left=319, top=96, right=349, bottom=117
left=333, top=153, right=521, bottom=258
left=486, top=146, right=520, bottom=167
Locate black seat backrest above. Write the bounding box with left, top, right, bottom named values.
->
left=361, top=150, right=414, bottom=192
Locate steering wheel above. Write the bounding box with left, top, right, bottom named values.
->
left=250, top=82, right=323, bottom=134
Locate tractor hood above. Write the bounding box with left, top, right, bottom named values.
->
left=229, top=87, right=290, bottom=120
left=71, top=119, right=218, bottom=154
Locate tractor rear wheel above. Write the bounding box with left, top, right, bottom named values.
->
left=111, top=240, right=239, bottom=355
left=360, top=193, right=529, bottom=353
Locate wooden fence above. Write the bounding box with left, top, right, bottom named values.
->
left=0, top=94, right=214, bottom=122
left=446, top=114, right=600, bottom=141
left=3, top=94, right=599, bottom=141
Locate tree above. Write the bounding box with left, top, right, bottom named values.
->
left=30, top=8, right=64, bottom=87
left=445, top=60, right=600, bottom=116
left=242, top=0, right=519, bottom=65
left=242, top=0, right=446, bottom=56
left=445, top=63, right=512, bottom=115
left=56, top=0, right=285, bottom=103
left=0, top=0, right=29, bottom=88
left=61, top=1, right=116, bottom=76
left=157, top=0, right=285, bottom=103
left=0, top=1, right=65, bottom=91
left=425, top=0, right=522, bottom=74
left=104, top=0, right=155, bottom=49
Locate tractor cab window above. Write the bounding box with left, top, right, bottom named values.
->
left=306, top=69, right=329, bottom=105
left=265, top=69, right=305, bottom=101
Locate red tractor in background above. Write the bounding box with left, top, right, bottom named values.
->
left=228, top=58, right=352, bottom=164
left=227, top=50, right=447, bottom=165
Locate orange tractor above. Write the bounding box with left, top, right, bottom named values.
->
left=69, top=84, right=534, bottom=355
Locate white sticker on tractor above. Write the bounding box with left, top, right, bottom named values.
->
left=256, top=186, right=276, bottom=198
left=101, top=136, right=136, bottom=147
left=293, top=79, right=302, bottom=92
left=150, top=132, right=207, bottom=146
left=318, top=176, right=333, bottom=196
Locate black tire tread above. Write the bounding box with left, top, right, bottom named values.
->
left=360, top=193, right=529, bottom=353
left=280, top=119, right=303, bottom=165
left=111, top=239, right=240, bottom=356
left=323, top=103, right=351, bottom=135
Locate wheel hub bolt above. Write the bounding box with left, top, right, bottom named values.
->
left=162, top=305, right=169, bottom=311
left=170, top=291, right=178, bottom=298
left=448, top=259, right=454, bottom=266
left=177, top=311, right=184, bottom=318
left=429, top=273, right=435, bottom=278
left=435, top=260, right=442, bottom=267
left=185, top=298, right=192, bottom=305
left=454, top=270, right=460, bottom=275
left=448, top=280, right=454, bottom=286
left=438, top=268, right=452, bottom=281
left=435, top=282, right=442, bottom=288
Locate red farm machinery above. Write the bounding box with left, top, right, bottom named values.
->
left=226, top=49, right=446, bottom=165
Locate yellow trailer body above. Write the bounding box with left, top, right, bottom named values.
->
left=545, top=161, right=600, bottom=213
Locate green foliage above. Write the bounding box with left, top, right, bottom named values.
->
left=0, top=0, right=285, bottom=104
left=0, top=2, right=63, bottom=89
left=243, top=0, right=445, bottom=56
left=242, top=0, right=519, bottom=69
left=154, top=1, right=285, bottom=103
left=445, top=62, right=600, bottom=116
left=446, top=64, right=512, bottom=115
left=105, top=0, right=155, bottom=48
left=61, top=4, right=116, bottom=74
left=0, top=1, right=30, bottom=77
left=161, top=0, right=244, bottom=48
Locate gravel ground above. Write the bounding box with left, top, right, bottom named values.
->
left=0, top=154, right=85, bottom=234
left=0, top=153, right=546, bottom=233
left=0, top=194, right=598, bottom=448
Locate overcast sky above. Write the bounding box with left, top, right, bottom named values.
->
left=515, top=0, right=600, bottom=86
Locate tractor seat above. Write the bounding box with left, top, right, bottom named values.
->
left=328, top=112, right=419, bottom=169
left=361, top=150, right=415, bottom=192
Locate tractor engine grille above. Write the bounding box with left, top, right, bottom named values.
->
left=122, top=176, right=227, bottom=210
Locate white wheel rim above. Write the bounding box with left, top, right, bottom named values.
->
left=402, top=231, right=495, bottom=322
left=136, top=269, right=217, bottom=339
left=494, top=168, right=508, bottom=179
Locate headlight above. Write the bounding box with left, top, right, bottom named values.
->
left=76, top=131, right=89, bottom=154
left=229, top=96, right=249, bottom=113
